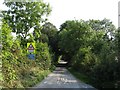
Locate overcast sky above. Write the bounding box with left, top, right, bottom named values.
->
left=43, top=0, right=119, bottom=29
left=0, top=0, right=120, bottom=30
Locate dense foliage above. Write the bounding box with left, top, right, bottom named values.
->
left=1, top=0, right=120, bottom=89
left=58, top=19, right=120, bottom=88
left=41, top=22, right=59, bottom=64
left=2, top=1, right=51, bottom=47
left=1, top=1, right=56, bottom=88
left=1, top=20, right=55, bottom=88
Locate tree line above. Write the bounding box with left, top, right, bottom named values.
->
left=1, top=1, right=57, bottom=88
left=57, top=19, right=120, bottom=88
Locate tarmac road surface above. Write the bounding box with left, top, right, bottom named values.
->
left=31, top=67, right=97, bottom=90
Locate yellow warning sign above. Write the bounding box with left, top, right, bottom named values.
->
left=27, top=43, right=35, bottom=54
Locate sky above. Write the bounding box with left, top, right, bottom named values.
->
left=0, top=0, right=120, bottom=30
left=43, top=0, right=120, bottom=29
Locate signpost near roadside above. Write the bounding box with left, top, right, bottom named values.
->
left=27, top=43, right=35, bottom=60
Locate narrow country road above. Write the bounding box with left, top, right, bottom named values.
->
left=31, top=67, right=97, bottom=90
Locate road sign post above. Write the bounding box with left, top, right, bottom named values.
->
left=27, top=43, right=35, bottom=60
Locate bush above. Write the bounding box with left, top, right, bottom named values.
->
left=35, top=42, right=52, bottom=70
left=72, top=47, right=98, bottom=74
left=1, top=20, right=55, bottom=88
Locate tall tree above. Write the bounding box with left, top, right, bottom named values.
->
left=41, top=22, right=59, bottom=63
left=41, top=22, right=58, bottom=52
left=58, top=20, right=92, bottom=64
left=86, top=18, right=116, bottom=41
left=2, top=1, right=51, bottom=46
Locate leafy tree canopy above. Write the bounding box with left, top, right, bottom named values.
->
left=2, top=1, right=51, bottom=40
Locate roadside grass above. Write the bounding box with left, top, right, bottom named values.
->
left=68, top=67, right=96, bottom=88
left=21, top=69, right=51, bottom=87
left=2, top=65, right=55, bottom=89
left=2, top=69, right=50, bottom=90
left=68, top=67, right=120, bottom=89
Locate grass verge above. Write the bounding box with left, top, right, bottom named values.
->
left=68, top=67, right=96, bottom=88
left=68, top=67, right=120, bottom=89
left=21, top=69, right=51, bottom=87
